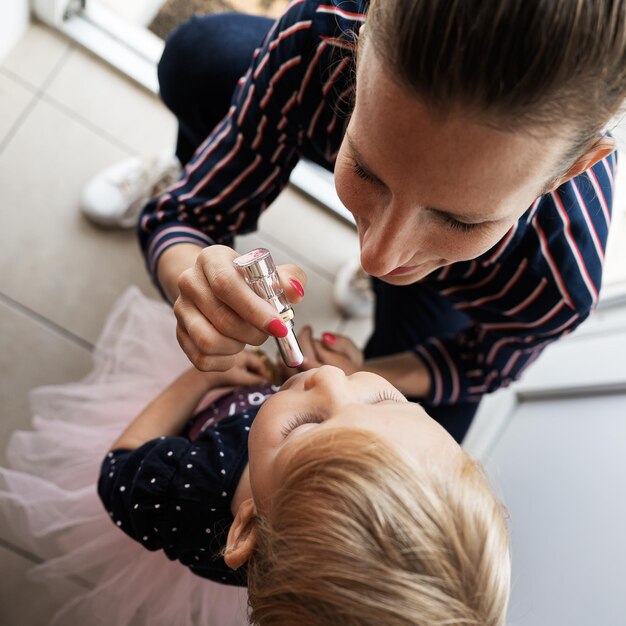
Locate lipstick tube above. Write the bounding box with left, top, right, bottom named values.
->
left=233, top=248, right=304, bottom=368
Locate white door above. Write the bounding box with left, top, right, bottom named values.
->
left=464, top=293, right=626, bottom=626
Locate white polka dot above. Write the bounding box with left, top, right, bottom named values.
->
left=244, top=426, right=250, bottom=431
left=220, top=469, right=226, bottom=475
left=110, top=459, right=116, bottom=464
left=150, top=478, right=156, bottom=484
left=107, top=452, right=113, bottom=458
left=167, top=451, right=173, bottom=456
left=195, top=556, right=200, bottom=561
left=221, top=491, right=227, bottom=497
left=210, top=508, right=216, bottom=512
left=205, top=528, right=211, bottom=534
left=134, top=504, right=139, bottom=510
left=119, top=486, right=126, bottom=492
left=153, top=527, right=158, bottom=532
left=215, top=430, right=220, bottom=435
left=116, top=520, right=122, bottom=527
left=142, top=536, right=148, bottom=541
left=154, top=504, right=160, bottom=509
left=184, top=484, right=190, bottom=489
left=221, top=576, right=227, bottom=581
left=172, top=528, right=177, bottom=532
left=109, top=472, right=114, bottom=477
left=160, top=436, right=165, bottom=440
left=200, top=548, right=206, bottom=552
left=187, top=464, right=193, bottom=469
left=191, top=451, right=197, bottom=455
left=219, top=451, right=224, bottom=457
left=175, top=505, right=181, bottom=511
left=244, top=415, right=249, bottom=419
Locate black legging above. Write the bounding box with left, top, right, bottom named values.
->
left=157, top=13, right=480, bottom=443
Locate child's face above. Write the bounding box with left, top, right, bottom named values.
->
left=247, top=365, right=461, bottom=512
left=334, top=36, right=572, bottom=284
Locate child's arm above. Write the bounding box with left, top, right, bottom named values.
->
left=109, top=351, right=270, bottom=451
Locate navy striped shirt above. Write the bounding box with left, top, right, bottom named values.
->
left=139, top=0, right=616, bottom=406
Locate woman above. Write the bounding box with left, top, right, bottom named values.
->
left=82, top=0, right=622, bottom=442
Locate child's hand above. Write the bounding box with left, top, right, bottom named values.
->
left=209, top=350, right=273, bottom=387
left=297, top=326, right=364, bottom=375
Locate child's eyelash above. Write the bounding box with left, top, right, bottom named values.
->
left=372, top=390, right=406, bottom=403
left=281, top=413, right=323, bottom=438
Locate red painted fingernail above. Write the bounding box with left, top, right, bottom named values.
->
left=267, top=319, right=289, bottom=338
left=289, top=278, right=305, bottom=297
left=322, top=332, right=336, bottom=345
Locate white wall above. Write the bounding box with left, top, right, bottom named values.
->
left=0, top=0, right=30, bottom=62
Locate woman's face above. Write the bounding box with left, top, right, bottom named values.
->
left=247, top=365, right=461, bottom=512
left=334, top=36, right=570, bottom=284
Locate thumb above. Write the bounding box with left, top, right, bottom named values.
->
left=277, top=263, right=308, bottom=304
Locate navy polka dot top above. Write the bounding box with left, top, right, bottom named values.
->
left=97, top=384, right=277, bottom=587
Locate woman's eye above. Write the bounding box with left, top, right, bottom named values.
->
left=442, top=214, right=481, bottom=233
left=352, top=161, right=376, bottom=183
left=281, top=413, right=323, bottom=438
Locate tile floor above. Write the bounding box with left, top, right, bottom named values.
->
left=1, top=21, right=625, bottom=626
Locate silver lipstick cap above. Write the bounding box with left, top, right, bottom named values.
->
left=234, top=248, right=304, bottom=368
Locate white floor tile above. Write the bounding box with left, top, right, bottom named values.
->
left=45, top=47, right=177, bottom=156
left=0, top=96, right=159, bottom=345
left=0, top=71, right=35, bottom=147
left=0, top=545, right=87, bottom=626
left=0, top=300, right=92, bottom=468
left=1, top=22, right=71, bottom=90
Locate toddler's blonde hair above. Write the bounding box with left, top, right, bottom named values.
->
left=247, top=428, right=510, bottom=625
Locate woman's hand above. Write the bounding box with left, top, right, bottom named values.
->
left=167, top=245, right=307, bottom=372
left=296, top=326, right=364, bottom=375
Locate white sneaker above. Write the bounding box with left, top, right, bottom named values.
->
left=80, top=152, right=181, bottom=228
left=333, top=258, right=375, bottom=318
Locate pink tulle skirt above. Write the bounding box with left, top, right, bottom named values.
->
left=0, top=287, right=249, bottom=626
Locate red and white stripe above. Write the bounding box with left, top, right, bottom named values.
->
left=569, top=179, right=605, bottom=262
left=486, top=221, right=518, bottom=264
left=251, top=115, right=268, bottom=150
left=551, top=190, right=598, bottom=304
left=195, top=155, right=262, bottom=212
left=316, top=4, right=366, bottom=21
left=586, top=168, right=611, bottom=229
left=297, top=41, right=328, bottom=104
left=441, top=265, right=500, bottom=296
left=601, top=153, right=615, bottom=188
left=483, top=299, right=566, bottom=332
left=456, top=259, right=527, bottom=310
left=237, top=85, right=255, bottom=127
left=531, top=215, right=574, bottom=309
left=503, top=278, right=547, bottom=317
left=227, top=166, right=281, bottom=214
left=179, top=134, right=244, bottom=202
left=254, top=20, right=312, bottom=80
left=260, top=56, right=303, bottom=109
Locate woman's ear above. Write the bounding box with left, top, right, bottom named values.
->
left=224, top=498, right=258, bottom=570
left=548, top=135, right=616, bottom=191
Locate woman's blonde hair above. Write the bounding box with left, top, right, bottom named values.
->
left=247, top=428, right=510, bottom=626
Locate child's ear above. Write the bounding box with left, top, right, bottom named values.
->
left=224, top=498, right=258, bottom=570
left=548, top=135, right=616, bottom=191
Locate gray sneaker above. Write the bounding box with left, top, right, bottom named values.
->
left=80, top=152, right=181, bottom=228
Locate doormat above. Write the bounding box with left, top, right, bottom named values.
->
left=149, top=0, right=290, bottom=40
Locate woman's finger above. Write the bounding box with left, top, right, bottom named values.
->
left=276, top=263, right=308, bottom=304
left=195, top=246, right=292, bottom=339
left=175, top=324, right=238, bottom=372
